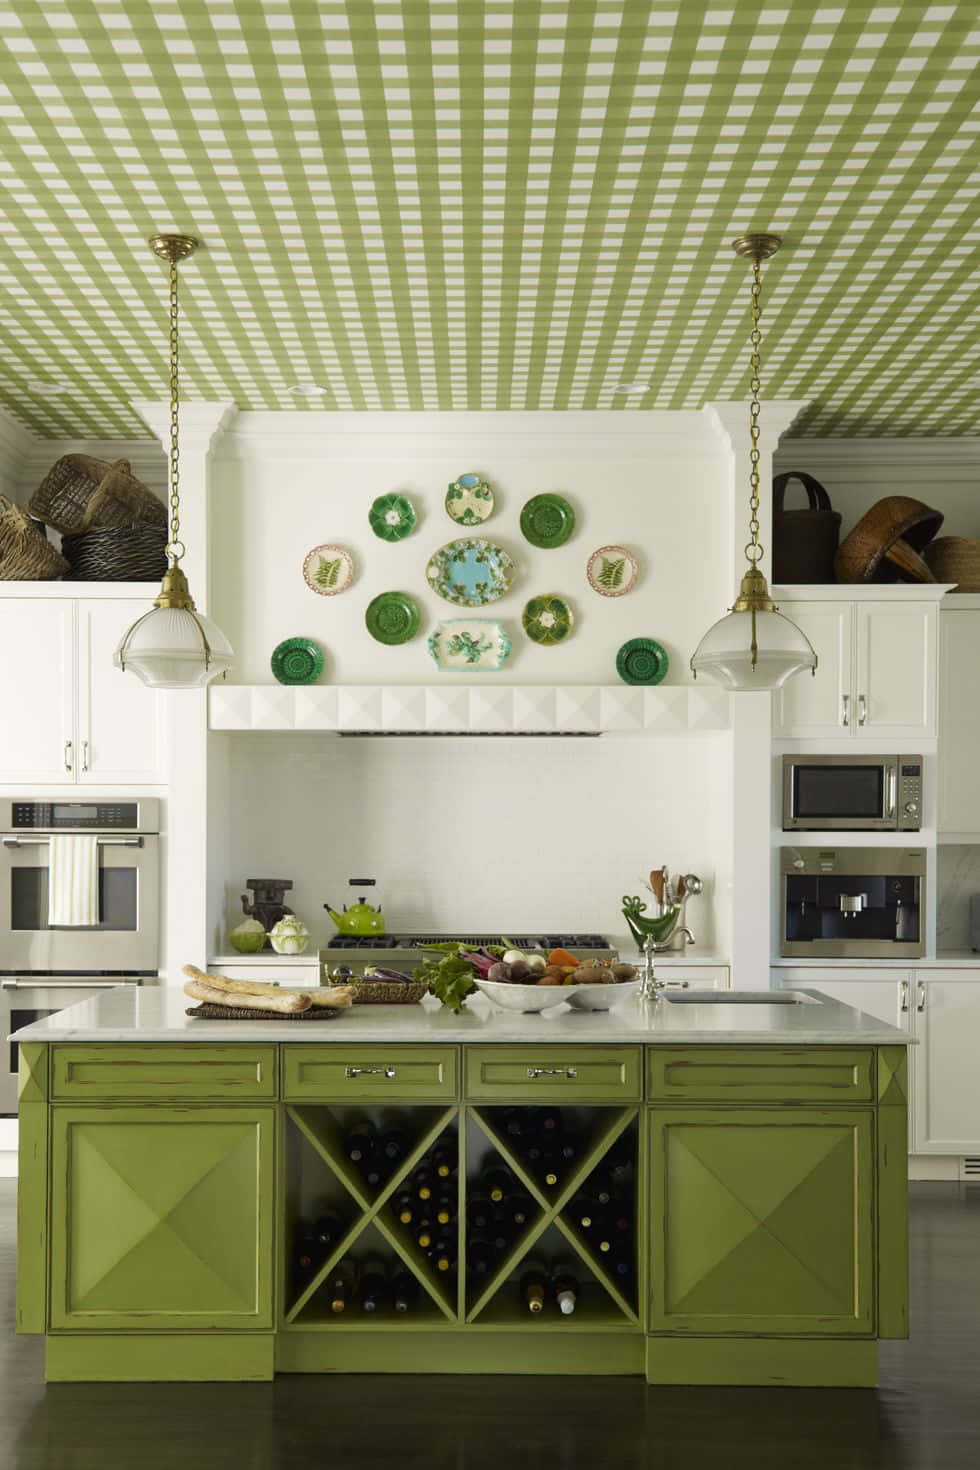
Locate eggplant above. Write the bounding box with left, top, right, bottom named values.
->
left=362, top=966, right=413, bottom=984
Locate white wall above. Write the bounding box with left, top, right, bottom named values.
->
left=213, top=730, right=730, bottom=959
left=210, top=410, right=731, bottom=686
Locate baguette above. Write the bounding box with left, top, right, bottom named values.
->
left=182, top=964, right=353, bottom=1009
left=183, top=977, right=312, bottom=1014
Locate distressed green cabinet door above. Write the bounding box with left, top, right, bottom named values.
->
left=49, top=1106, right=274, bottom=1332
left=649, top=1108, right=874, bottom=1336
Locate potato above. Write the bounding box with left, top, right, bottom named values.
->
left=611, top=962, right=637, bottom=982
left=572, top=966, right=608, bottom=985
left=538, top=973, right=564, bottom=986
left=487, top=961, right=512, bottom=983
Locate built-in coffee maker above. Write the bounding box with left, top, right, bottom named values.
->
left=780, top=846, right=926, bottom=959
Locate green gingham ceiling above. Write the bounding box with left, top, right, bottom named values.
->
left=0, top=0, right=977, bottom=439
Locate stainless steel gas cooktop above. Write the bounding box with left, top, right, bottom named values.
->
left=320, top=933, right=614, bottom=975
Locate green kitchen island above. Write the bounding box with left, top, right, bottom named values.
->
left=12, top=986, right=910, bottom=1385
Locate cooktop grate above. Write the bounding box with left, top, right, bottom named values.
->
left=324, top=933, right=612, bottom=951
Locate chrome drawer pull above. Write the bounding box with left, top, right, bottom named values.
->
left=345, top=1065, right=396, bottom=1079
left=527, top=1067, right=577, bottom=1080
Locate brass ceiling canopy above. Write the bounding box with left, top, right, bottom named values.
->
left=148, top=233, right=200, bottom=266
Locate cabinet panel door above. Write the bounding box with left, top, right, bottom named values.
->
left=938, top=611, right=980, bottom=835
left=50, top=1106, right=275, bottom=1331
left=649, top=1108, right=875, bottom=1335
left=772, top=603, right=852, bottom=737
left=775, top=977, right=909, bottom=1030
left=77, top=600, right=165, bottom=783
left=912, top=976, right=980, bottom=1154
left=0, top=599, right=74, bottom=780
left=854, top=602, right=937, bottom=739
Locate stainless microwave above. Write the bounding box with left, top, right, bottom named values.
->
left=782, top=755, right=922, bottom=832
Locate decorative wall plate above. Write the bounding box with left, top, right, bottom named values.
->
left=426, top=537, right=516, bottom=606
left=522, top=594, right=573, bottom=646
left=365, top=591, right=420, bottom=644
left=520, top=493, right=575, bottom=548
left=271, top=637, right=325, bottom=684
left=616, top=637, right=668, bottom=685
left=446, top=472, right=494, bottom=526
left=587, top=544, right=638, bottom=598
left=369, top=492, right=417, bottom=541
left=428, top=619, right=512, bottom=672
left=302, top=543, right=354, bottom=596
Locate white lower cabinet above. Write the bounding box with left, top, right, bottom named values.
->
left=773, top=966, right=980, bottom=1156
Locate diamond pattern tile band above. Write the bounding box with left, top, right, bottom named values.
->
left=0, top=1, right=976, bottom=438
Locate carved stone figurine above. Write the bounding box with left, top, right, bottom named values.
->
left=240, top=879, right=294, bottom=940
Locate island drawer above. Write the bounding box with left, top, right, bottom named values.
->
left=647, top=1047, right=875, bottom=1104
left=464, top=1047, right=642, bottom=1101
left=50, top=1044, right=278, bottom=1101
left=282, top=1045, right=458, bottom=1101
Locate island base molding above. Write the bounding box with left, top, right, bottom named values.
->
left=45, top=1334, right=276, bottom=1383
left=644, top=1338, right=878, bottom=1389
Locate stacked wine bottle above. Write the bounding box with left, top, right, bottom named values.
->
left=464, top=1159, right=536, bottom=1288
left=319, top=1255, right=422, bottom=1315
left=565, top=1132, right=636, bottom=1290
left=392, top=1141, right=458, bottom=1276
left=519, top=1258, right=581, bottom=1316
left=494, top=1106, right=581, bottom=1191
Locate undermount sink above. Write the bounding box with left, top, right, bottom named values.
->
left=664, top=989, right=818, bottom=1005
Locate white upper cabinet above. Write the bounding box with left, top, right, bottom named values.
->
left=0, top=599, right=74, bottom=781
left=77, top=600, right=165, bottom=784
left=773, top=597, right=939, bottom=740
left=0, top=595, right=165, bottom=786
left=937, top=607, right=980, bottom=836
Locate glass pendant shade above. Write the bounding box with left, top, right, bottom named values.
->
left=115, top=603, right=233, bottom=689
left=691, top=606, right=817, bottom=690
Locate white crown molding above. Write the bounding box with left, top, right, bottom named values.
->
left=705, top=399, right=812, bottom=456
left=130, top=398, right=238, bottom=455
left=774, top=438, right=980, bottom=470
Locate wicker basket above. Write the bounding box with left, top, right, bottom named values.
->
left=923, top=536, right=980, bottom=593
left=0, top=496, right=69, bottom=580
left=331, top=981, right=427, bottom=1005
left=62, top=524, right=168, bottom=582
left=28, top=455, right=167, bottom=535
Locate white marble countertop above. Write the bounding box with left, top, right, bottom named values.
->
left=9, top=986, right=913, bottom=1046
left=207, top=950, right=731, bottom=968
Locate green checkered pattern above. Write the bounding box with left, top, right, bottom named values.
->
left=0, top=0, right=977, bottom=438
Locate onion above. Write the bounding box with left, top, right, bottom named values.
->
left=502, top=949, right=525, bottom=966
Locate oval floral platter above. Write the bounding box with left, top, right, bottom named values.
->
left=445, top=472, right=495, bottom=526
left=428, top=619, right=512, bottom=672
left=302, top=544, right=355, bottom=596
left=425, top=537, right=516, bottom=607
left=586, top=544, right=638, bottom=598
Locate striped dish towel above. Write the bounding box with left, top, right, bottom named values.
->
left=48, top=834, right=100, bottom=927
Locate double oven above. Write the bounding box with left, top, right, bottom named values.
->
left=0, top=798, right=160, bottom=1114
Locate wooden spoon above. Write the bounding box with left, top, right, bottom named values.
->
left=649, top=869, right=665, bottom=906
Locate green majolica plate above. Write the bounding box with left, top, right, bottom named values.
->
left=522, top=594, right=573, bottom=646
left=446, top=472, right=494, bottom=526
left=428, top=619, right=512, bottom=672
left=520, top=493, right=575, bottom=548
left=616, top=637, right=668, bottom=685
left=369, top=492, right=417, bottom=541
left=365, top=591, right=420, bottom=644
left=426, top=537, right=516, bottom=607
left=271, top=637, right=325, bottom=685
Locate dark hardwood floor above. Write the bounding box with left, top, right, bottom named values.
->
left=2, top=1180, right=978, bottom=1470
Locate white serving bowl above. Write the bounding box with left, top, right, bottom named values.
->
left=473, top=977, right=568, bottom=1013
left=563, top=979, right=642, bottom=1011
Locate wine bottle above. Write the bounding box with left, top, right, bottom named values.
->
left=379, top=1125, right=410, bottom=1164
left=434, top=1192, right=456, bottom=1227
left=361, top=1158, right=386, bottom=1190
left=499, top=1106, right=525, bottom=1140
left=488, top=1207, right=511, bottom=1255
left=343, top=1119, right=377, bottom=1165
left=558, top=1132, right=580, bottom=1164
left=392, top=1269, right=419, bottom=1314
left=294, top=1234, right=320, bottom=1285
left=520, top=1259, right=548, bottom=1314
left=466, top=1192, right=493, bottom=1232
left=569, top=1193, right=598, bottom=1231
left=465, top=1236, right=495, bottom=1278
left=605, top=1136, right=634, bottom=1184
left=551, top=1262, right=580, bottom=1316
left=360, top=1253, right=388, bottom=1313
left=431, top=1144, right=456, bottom=1180
left=326, top=1259, right=358, bottom=1315
left=393, top=1191, right=414, bottom=1226
left=432, top=1236, right=456, bottom=1273
left=503, top=1192, right=532, bottom=1229
left=413, top=1167, right=435, bottom=1202
left=480, top=1165, right=512, bottom=1204
left=414, top=1223, right=434, bottom=1251
left=537, top=1107, right=562, bottom=1135
left=538, top=1145, right=561, bottom=1189
left=312, top=1207, right=344, bottom=1250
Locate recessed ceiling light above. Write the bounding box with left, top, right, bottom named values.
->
left=287, top=383, right=329, bottom=398
left=26, top=380, right=70, bottom=396
left=613, top=382, right=652, bottom=395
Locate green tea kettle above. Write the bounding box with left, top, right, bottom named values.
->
left=324, top=879, right=385, bottom=936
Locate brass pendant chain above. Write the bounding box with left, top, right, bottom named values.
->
left=166, top=255, right=184, bottom=566
left=746, top=257, right=763, bottom=568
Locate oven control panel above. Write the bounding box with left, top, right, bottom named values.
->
left=10, top=802, right=140, bottom=830
left=898, top=762, right=922, bottom=830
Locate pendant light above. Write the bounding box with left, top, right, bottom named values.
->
left=690, top=234, right=817, bottom=690
left=115, top=234, right=233, bottom=688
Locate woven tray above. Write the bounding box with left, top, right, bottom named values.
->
left=186, top=1002, right=342, bottom=1021
left=339, top=981, right=427, bottom=1005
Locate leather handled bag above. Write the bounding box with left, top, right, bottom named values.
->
left=772, top=471, right=842, bottom=584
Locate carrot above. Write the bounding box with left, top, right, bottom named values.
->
left=547, top=947, right=580, bottom=969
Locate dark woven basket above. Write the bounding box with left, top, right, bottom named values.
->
left=772, top=472, right=841, bottom=584
left=62, top=523, right=168, bottom=582
left=29, top=455, right=167, bottom=535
